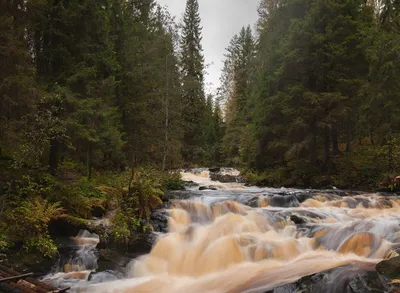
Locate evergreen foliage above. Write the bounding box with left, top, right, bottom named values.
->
left=0, top=0, right=216, bottom=257
left=2, top=0, right=400, bottom=259
left=180, top=0, right=207, bottom=165
left=220, top=0, right=400, bottom=189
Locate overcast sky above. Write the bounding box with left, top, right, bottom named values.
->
left=157, top=0, right=260, bottom=94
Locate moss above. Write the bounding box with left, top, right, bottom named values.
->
left=8, top=249, right=57, bottom=274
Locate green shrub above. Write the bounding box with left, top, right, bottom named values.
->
left=55, top=178, right=105, bottom=218
left=98, top=168, right=164, bottom=244
left=5, top=198, right=64, bottom=257
left=0, top=232, right=9, bottom=253
left=111, top=211, right=141, bottom=244
left=332, top=147, right=387, bottom=189
left=128, top=169, right=164, bottom=219
left=160, top=171, right=185, bottom=191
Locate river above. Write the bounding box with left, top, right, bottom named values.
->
left=42, top=168, right=400, bottom=292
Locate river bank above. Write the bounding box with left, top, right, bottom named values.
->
left=21, top=168, right=400, bottom=293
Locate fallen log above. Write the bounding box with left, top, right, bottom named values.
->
left=0, top=273, right=34, bottom=283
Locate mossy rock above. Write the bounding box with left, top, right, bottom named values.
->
left=8, top=250, right=56, bottom=274
left=49, top=215, right=108, bottom=239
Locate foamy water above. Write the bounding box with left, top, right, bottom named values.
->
left=46, top=170, right=400, bottom=292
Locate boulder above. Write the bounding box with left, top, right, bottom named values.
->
left=49, top=215, right=109, bottom=239
left=184, top=180, right=200, bottom=188
left=269, top=194, right=300, bottom=208
left=268, top=265, right=394, bottom=293
left=290, top=214, right=307, bottom=225
left=209, top=173, right=237, bottom=183
left=209, top=167, right=221, bottom=173
left=376, top=256, right=400, bottom=279
left=150, top=210, right=169, bottom=233
left=98, top=249, right=131, bottom=268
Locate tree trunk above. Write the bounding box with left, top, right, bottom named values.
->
left=388, top=137, right=394, bottom=173
left=345, top=118, right=351, bottom=153
left=324, top=129, right=330, bottom=164
left=87, top=142, right=92, bottom=179
left=162, top=43, right=169, bottom=171
left=370, top=130, right=375, bottom=146
left=310, top=116, right=317, bottom=164
left=332, top=127, right=339, bottom=154
left=48, top=139, right=59, bottom=175
left=128, top=155, right=135, bottom=196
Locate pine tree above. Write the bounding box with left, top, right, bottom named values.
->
left=180, top=0, right=206, bottom=165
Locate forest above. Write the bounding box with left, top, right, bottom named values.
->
left=1, top=0, right=400, bottom=264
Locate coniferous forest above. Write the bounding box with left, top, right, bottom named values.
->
left=1, top=0, right=400, bottom=264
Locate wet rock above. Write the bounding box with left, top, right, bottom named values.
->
left=270, top=194, right=300, bottom=208
left=209, top=167, right=221, bottom=173
left=184, top=180, right=200, bottom=188
left=49, top=215, right=108, bottom=239
left=91, top=205, right=107, bottom=218
left=349, top=271, right=392, bottom=293
left=167, top=190, right=198, bottom=200
left=376, top=256, right=400, bottom=279
left=269, top=265, right=393, bottom=293
left=209, top=173, right=238, bottom=183
left=245, top=196, right=261, bottom=208
left=290, top=215, right=307, bottom=225
left=294, top=193, right=314, bottom=203
left=88, top=270, right=123, bottom=283
left=99, top=249, right=131, bottom=268
left=150, top=210, right=169, bottom=233
left=199, top=186, right=218, bottom=191
left=124, top=233, right=156, bottom=257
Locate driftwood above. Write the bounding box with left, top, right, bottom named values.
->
left=0, top=262, right=62, bottom=292
left=0, top=273, right=34, bottom=283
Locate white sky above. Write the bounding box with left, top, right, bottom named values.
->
left=157, top=0, right=260, bottom=94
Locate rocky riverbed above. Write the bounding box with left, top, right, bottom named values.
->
left=42, top=168, right=400, bottom=293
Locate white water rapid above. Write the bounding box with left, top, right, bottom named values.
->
left=45, top=169, right=400, bottom=293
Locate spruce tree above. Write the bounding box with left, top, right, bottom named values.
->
left=220, top=26, right=255, bottom=165
left=0, top=0, right=40, bottom=159
left=32, top=0, right=123, bottom=177
left=180, top=0, right=206, bottom=165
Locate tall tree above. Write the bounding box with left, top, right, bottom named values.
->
left=0, top=1, right=40, bottom=159
left=31, top=0, right=124, bottom=177
left=180, top=0, right=206, bottom=165
left=220, top=26, right=255, bottom=165
left=117, top=1, right=183, bottom=170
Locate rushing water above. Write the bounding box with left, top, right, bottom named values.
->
left=44, top=169, right=400, bottom=293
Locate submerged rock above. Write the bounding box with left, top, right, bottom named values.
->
left=199, top=186, right=218, bottom=190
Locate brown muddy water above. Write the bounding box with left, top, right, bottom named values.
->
left=43, top=169, right=400, bottom=293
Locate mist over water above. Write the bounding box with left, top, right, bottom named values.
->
left=46, top=169, right=400, bottom=292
